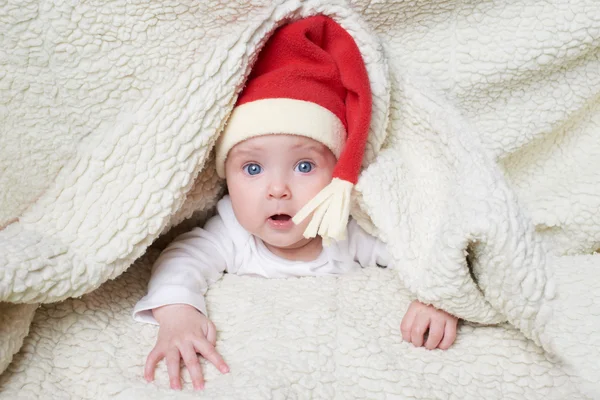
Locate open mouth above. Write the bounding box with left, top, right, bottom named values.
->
left=269, top=214, right=292, bottom=221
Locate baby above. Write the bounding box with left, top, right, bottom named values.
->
left=133, top=16, right=458, bottom=391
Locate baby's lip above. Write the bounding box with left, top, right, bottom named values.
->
left=267, top=213, right=295, bottom=230
left=269, top=213, right=292, bottom=221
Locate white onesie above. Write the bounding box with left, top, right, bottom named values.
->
left=133, top=195, right=390, bottom=324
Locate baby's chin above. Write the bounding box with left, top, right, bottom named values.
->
left=257, top=230, right=310, bottom=250
left=261, top=235, right=307, bottom=250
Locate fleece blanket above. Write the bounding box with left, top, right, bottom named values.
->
left=1, top=0, right=599, bottom=398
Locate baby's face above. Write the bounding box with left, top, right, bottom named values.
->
left=225, top=134, right=336, bottom=250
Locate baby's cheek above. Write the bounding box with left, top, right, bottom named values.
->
left=237, top=213, right=261, bottom=234
left=230, top=199, right=259, bottom=229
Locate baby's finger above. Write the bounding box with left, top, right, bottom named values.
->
left=400, top=303, right=418, bottom=342
left=424, top=319, right=445, bottom=350
left=180, top=343, right=205, bottom=390
left=438, top=319, right=458, bottom=350
left=165, top=348, right=182, bottom=390
left=206, top=322, right=217, bottom=347
left=411, top=312, right=430, bottom=348
left=144, top=348, right=164, bottom=382
left=193, top=338, right=230, bottom=374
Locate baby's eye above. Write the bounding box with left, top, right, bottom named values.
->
left=295, top=161, right=314, bottom=173
left=243, top=163, right=262, bottom=176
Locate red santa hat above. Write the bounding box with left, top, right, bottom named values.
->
left=216, top=15, right=372, bottom=243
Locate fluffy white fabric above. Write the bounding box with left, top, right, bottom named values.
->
left=0, top=250, right=594, bottom=399
left=1, top=0, right=599, bottom=398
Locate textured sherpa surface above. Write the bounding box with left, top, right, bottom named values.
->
left=0, top=250, right=595, bottom=400
left=1, top=0, right=600, bottom=398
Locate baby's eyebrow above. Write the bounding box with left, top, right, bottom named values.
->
left=290, top=143, right=327, bottom=155
left=228, top=146, right=261, bottom=158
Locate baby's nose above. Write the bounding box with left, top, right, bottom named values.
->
left=268, top=182, right=291, bottom=199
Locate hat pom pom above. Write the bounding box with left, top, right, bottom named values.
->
left=292, top=178, right=353, bottom=245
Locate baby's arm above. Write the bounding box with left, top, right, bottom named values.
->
left=133, top=217, right=234, bottom=322
left=134, top=216, right=234, bottom=390
left=347, top=220, right=458, bottom=350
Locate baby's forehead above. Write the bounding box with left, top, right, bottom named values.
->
left=230, top=134, right=329, bottom=155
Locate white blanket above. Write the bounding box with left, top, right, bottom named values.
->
left=1, top=0, right=599, bottom=398
left=1, top=250, right=597, bottom=399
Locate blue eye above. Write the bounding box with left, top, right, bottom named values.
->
left=243, top=163, right=262, bottom=176
left=295, top=161, right=313, bottom=173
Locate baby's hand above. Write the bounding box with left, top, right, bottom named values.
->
left=400, top=300, right=458, bottom=350
left=145, top=304, right=229, bottom=390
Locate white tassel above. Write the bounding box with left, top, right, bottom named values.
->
left=292, top=178, right=353, bottom=244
